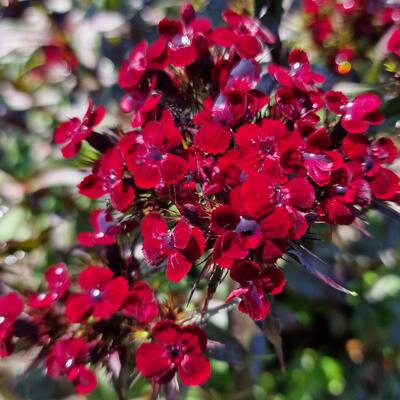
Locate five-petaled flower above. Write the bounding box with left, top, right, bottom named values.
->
left=227, top=261, right=285, bottom=320
left=46, top=338, right=97, bottom=394
left=28, top=263, right=71, bottom=309
left=78, top=147, right=135, bottom=212
left=136, top=320, right=211, bottom=386
left=141, top=213, right=205, bottom=282
left=54, top=100, right=105, bottom=158
left=65, top=266, right=128, bottom=322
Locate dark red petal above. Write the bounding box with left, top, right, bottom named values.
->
left=325, top=91, right=347, bottom=114
left=136, top=342, right=174, bottom=383
left=172, top=219, right=191, bottom=249
left=238, top=293, right=271, bottom=321
left=78, top=175, right=107, bottom=199
left=262, top=239, right=286, bottom=263
left=195, top=123, right=231, bottom=154
left=142, top=122, right=166, bottom=148
left=61, top=141, right=82, bottom=159
left=160, top=154, right=187, bottom=185
left=65, top=294, right=93, bottom=322
left=212, top=27, right=236, bottom=47
left=261, top=266, right=286, bottom=295
left=141, top=213, right=168, bottom=238
left=236, top=35, right=262, bottom=58
left=261, top=207, right=291, bottom=239
left=387, top=28, right=400, bottom=56
left=133, top=163, right=161, bottom=189
left=54, top=119, right=80, bottom=144
left=110, top=180, right=135, bottom=212
left=178, top=354, right=211, bottom=386
left=285, top=177, right=315, bottom=211
left=77, top=266, right=114, bottom=291
left=230, top=260, right=261, bottom=284
left=170, top=45, right=197, bottom=67
left=342, top=134, right=369, bottom=161
left=341, top=117, right=369, bottom=134
left=0, top=292, right=24, bottom=321
left=73, top=366, right=97, bottom=395
left=152, top=320, right=180, bottom=345
left=326, top=198, right=355, bottom=225
left=166, top=251, right=192, bottom=282
left=370, top=168, right=399, bottom=200
left=100, top=147, right=124, bottom=179
left=235, top=123, right=260, bottom=148
left=122, top=282, right=158, bottom=323
left=210, top=205, right=240, bottom=234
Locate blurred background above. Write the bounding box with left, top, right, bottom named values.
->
left=1, top=0, right=400, bottom=399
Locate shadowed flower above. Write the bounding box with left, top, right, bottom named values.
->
left=46, top=338, right=97, bottom=394
left=227, top=261, right=285, bottom=320
left=136, top=320, right=210, bottom=386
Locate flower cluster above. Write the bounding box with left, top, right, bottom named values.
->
left=300, top=0, right=400, bottom=74
left=1, top=4, right=399, bottom=397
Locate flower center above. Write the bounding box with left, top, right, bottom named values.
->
left=90, top=288, right=102, bottom=300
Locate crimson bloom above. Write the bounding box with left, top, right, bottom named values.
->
left=157, top=6, right=211, bottom=67
left=318, top=166, right=372, bottom=225
left=54, top=100, right=105, bottom=158
left=0, top=292, right=24, bottom=357
left=269, top=49, right=324, bottom=93
left=136, top=320, right=210, bottom=386
left=341, top=134, right=399, bottom=200
left=28, top=263, right=71, bottom=309
left=325, top=91, right=384, bottom=133
left=235, top=118, right=300, bottom=175
left=212, top=9, right=275, bottom=58
left=65, top=267, right=128, bottom=322
left=141, top=213, right=205, bottom=282
left=78, top=147, right=135, bottom=212
left=120, top=111, right=187, bottom=189
left=122, top=282, right=159, bottom=323
left=211, top=205, right=262, bottom=268
left=46, top=338, right=97, bottom=394
left=227, top=261, right=285, bottom=320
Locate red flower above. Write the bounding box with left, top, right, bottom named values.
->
left=28, top=263, right=71, bottom=309
left=65, top=267, right=128, bottom=322
left=77, top=209, right=117, bottom=247
left=325, top=91, right=384, bottom=133
left=387, top=28, right=400, bottom=56
left=211, top=205, right=262, bottom=268
left=227, top=261, right=285, bottom=320
left=141, top=213, right=205, bottom=282
left=342, top=134, right=399, bottom=199
left=78, top=147, right=135, bottom=212
left=0, top=292, right=24, bottom=357
left=235, top=119, right=300, bottom=175
left=122, top=282, right=159, bottom=323
left=54, top=100, right=105, bottom=158
left=46, top=338, right=97, bottom=394
left=157, top=10, right=211, bottom=67
left=319, top=166, right=372, bottom=225
left=136, top=320, right=210, bottom=386
left=120, top=111, right=187, bottom=189
left=268, top=49, right=324, bottom=93
left=212, top=9, right=275, bottom=58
